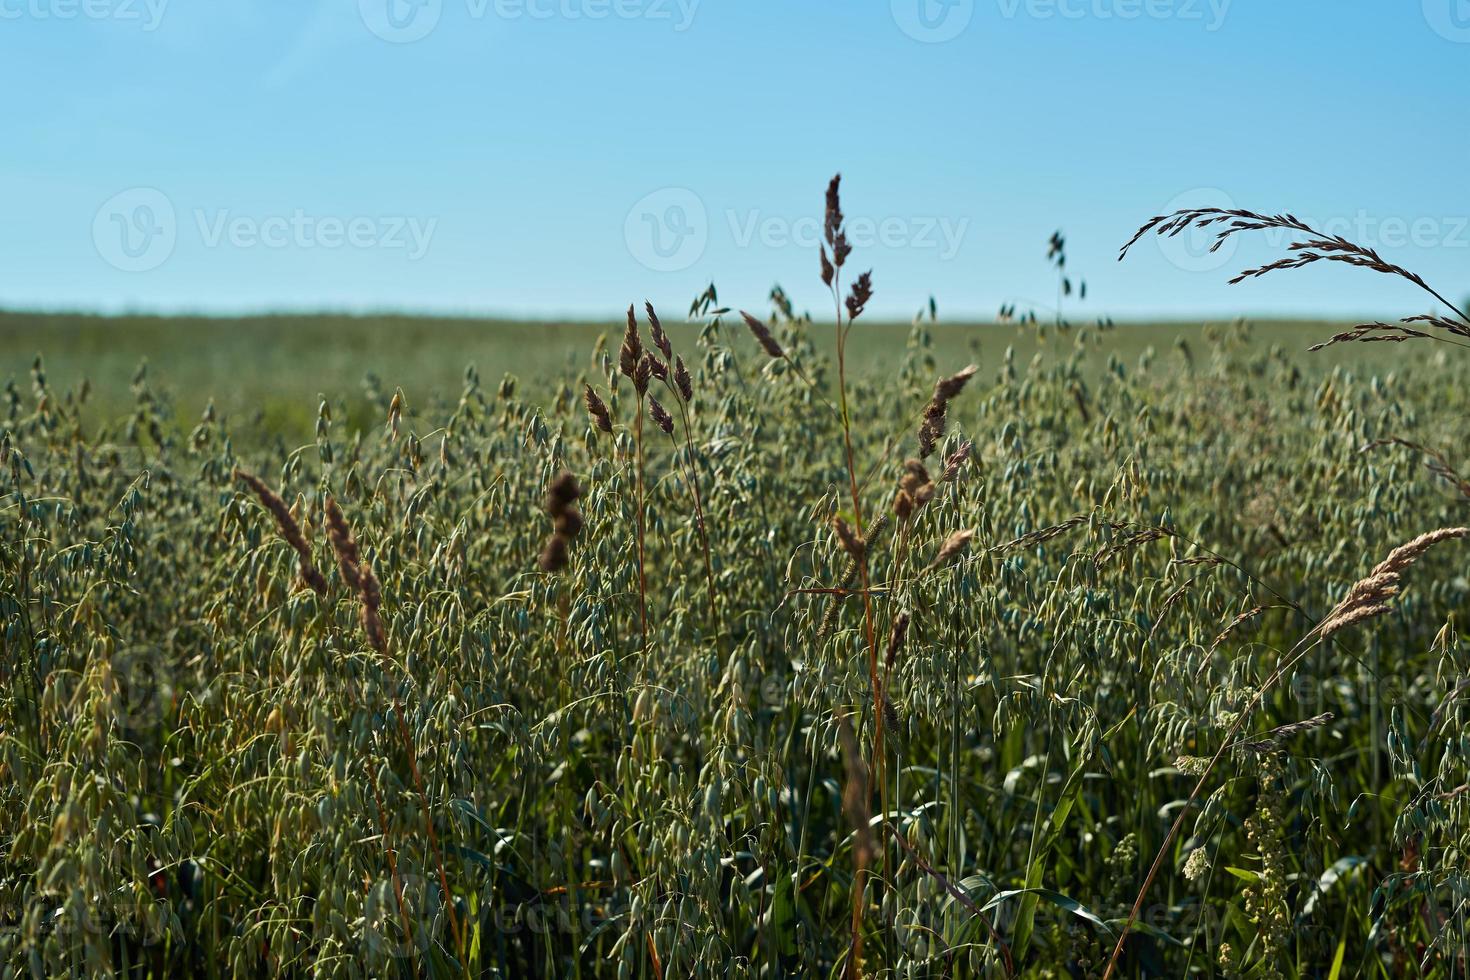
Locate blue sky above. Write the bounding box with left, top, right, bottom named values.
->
left=2, top=1, right=1467, bottom=321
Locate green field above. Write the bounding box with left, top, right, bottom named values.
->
left=0, top=310, right=1377, bottom=440
left=4, top=307, right=1470, bottom=977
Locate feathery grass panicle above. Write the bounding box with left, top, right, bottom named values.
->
left=1319, top=527, right=1470, bottom=638
left=739, top=311, right=784, bottom=359
left=673, top=355, right=694, bottom=402
left=1120, top=207, right=1470, bottom=347
left=583, top=384, right=613, bottom=434
left=844, top=271, right=873, bottom=323
left=925, top=528, right=974, bottom=573
left=619, top=304, right=643, bottom=381
left=633, top=354, right=653, bottom=396
left=234, top=468, right=328, bottom=596
left=648, top=396, right=674, bottom=436
left=645, top=301, right=671, bottom=360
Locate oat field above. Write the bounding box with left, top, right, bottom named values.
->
left=4, top=183, right=1470, bottom=979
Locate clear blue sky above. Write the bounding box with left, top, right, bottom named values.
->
left=3, top=1, right=1467, bottom=321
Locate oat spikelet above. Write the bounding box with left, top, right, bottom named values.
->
left=583, top=384, right=613, bottom=434
left=234, top=469, right=328, bottom=596
left=386, top=389, right=403, bottom=442
left=942, top=440, right=972, bottom=482
left=739, top=311, right=784, bottom=359
left=1319, top=527, right=1470, bottom=637
left=926, top=529, right=975, bottom=573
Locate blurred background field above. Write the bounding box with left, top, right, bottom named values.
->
left=0, top=310, right=1378, bottom=441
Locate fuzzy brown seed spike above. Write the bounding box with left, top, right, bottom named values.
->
left=739, top=311, right=784, bottom=359
left=539, top=469, right=583, bottom=574
left=648, top=395, right=674, bottom=436
left=820, top=246, right=835, bottom=288
left=833, top=515, right=866, bottom=563
left=900, top=459, right=930, bottom=494
left=893, top=489, right=914, bottom=521
left=547, top=471, right=582, bottom=510
left=553, top=509, right=583, bottom=538
left=673, top=356, right=693, bottom=402
left=646, top=355, right=668, bottom=384
left=583, top=384, right=613, bottom=434
left=538, top=534, right=570, bottom=573
left=359, top=562, right=387, bottom=654
left=323, top=495, right=362, bottom=592
left=645, top=301, right=671, bottom=360
left=885, top=612, right=910, bottom=673
left=234, top=469, right=329, bottom=596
